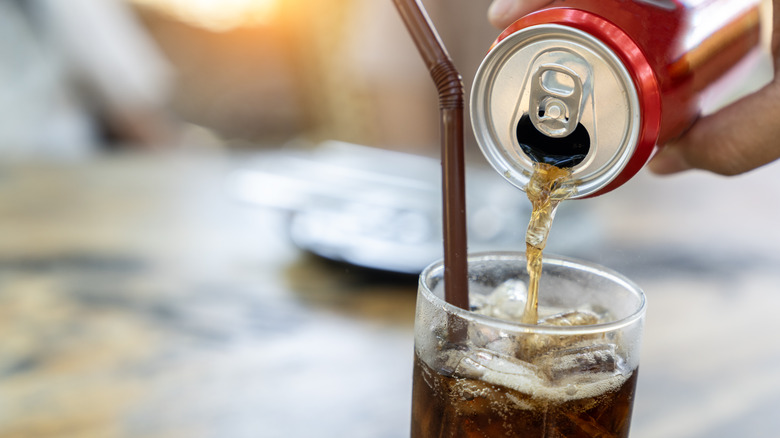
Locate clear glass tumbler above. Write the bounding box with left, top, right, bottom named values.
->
left=411, top=251, right=646, bottom=438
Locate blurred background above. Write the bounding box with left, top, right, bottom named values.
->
left=1, top=0, right=779, bottom=437
left=0, top=0, right=499, bottom=157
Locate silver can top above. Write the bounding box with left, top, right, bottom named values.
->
left=471, top=24, right=641, bottom=198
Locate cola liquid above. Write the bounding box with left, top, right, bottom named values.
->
left=522, top=162, right=576, bottom=324
left=410, top=354, right=638, bottom=438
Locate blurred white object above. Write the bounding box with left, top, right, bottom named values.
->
left=0, top=0, right=172, bottom=158
left=229, top=141, right=601, bottom=273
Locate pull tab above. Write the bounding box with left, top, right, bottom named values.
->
left=529, top=64, right=584, bottom=138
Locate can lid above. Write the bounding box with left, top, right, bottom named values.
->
left=471, top=24, right=641, bottom=198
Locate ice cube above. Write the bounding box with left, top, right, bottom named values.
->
left=468, top=324, right=504, bottom=349
left=468, top=349, right=545, bottom=399
left=440, top=347, right=540, bottom=381
left=484, top=336, right=517, bottom=355
left=434, top=347, right=515, bottom=380
left=473, top=279, right=528, bottom=321
left=536, top=343, right=619, bottom=382
left=539, top=309, right=601, bottom=327
left=453, top=349, right=492, bottom=379
left=510, top=310, right=603, bottom=362
left=468, top=292, right=488, bottom=311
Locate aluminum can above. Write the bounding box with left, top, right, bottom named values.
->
left=471, top=0, right=763, bottom=198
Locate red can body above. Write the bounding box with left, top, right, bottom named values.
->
left=491, top=0, right=762, bottom=196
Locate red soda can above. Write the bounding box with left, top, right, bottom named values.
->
left=471, top=0, right=764, bottom=198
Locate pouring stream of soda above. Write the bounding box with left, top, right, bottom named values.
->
left=523, top=162, right=576, bottom=324
left=393, top=0, right=469, bottom=310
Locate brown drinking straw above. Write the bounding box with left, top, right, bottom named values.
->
left=393, top=0, right=469, bottom=310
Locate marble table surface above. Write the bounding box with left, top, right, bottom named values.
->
left=1, top=151, right=779, bottom=438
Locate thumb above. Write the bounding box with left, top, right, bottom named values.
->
left=649, top=79, right=780, bottom=176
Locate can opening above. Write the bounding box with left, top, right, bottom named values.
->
left=516, top=115, right=590, bottom=168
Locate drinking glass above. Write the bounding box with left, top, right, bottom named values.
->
left=411, top=251, right=646, bottom=437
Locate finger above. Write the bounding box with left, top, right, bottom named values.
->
left=488, top=0, right=554, bottom=29
left=649, top=79, right=780, bottom=176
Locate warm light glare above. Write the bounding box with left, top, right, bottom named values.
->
left=133, top=0, right=280, bottom=31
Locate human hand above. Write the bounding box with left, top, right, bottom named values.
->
left=488, top=0, right=780, bottom=176
left=650, top=0, right=780, bottom=175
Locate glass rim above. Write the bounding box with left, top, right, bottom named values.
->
left=419, top=251, right=646, bottom=335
